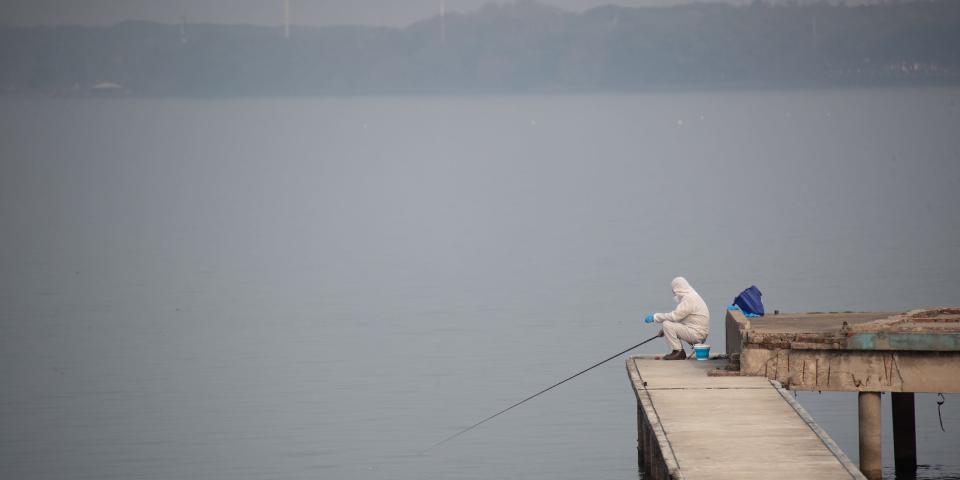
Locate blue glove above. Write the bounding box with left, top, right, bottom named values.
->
left=644, top=314, right=655, bottom=324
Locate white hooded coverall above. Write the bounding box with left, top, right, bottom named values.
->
left=653, top=277, right=710, bottom=351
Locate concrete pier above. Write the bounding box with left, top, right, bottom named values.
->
left=626, top=357, right=864, bottom=479
left=726, top=307, right=960, bottom=479
left=726, top=308, right=960, bottom=393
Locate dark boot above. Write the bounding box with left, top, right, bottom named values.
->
left=663, top=349, right=687, bottom=360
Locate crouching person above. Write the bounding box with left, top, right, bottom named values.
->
left=644, top=277, right=709, bottom=360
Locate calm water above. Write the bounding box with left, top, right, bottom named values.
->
left=1, top=89, right=959, bottom=479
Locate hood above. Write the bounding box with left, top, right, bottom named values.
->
left=671, top=277, right=695, bottom=301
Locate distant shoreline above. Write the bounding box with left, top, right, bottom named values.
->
left=3, top=1, right=958, bottom=98
left=4, top=79, right=959, bottom=101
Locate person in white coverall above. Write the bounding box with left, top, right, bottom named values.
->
left=644, top=277, right=710, bottom=360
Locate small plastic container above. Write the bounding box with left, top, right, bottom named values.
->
left=693, top=343, right=710, bottom=360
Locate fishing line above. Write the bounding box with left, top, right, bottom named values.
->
left=427, top=332, right=663, bottom=451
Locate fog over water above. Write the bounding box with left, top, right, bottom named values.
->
left=1, top=88, right=959, bottom=479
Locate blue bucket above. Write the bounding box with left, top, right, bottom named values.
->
left=693, top=343, right=710, bottom=360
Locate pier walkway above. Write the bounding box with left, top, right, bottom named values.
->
left=626, top=357, right=865, bottom=480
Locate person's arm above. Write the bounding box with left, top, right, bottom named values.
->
left=654, top=299, right=693, bottom=323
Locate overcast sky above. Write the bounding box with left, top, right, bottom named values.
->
left=2, top=0, right=754, bottom=27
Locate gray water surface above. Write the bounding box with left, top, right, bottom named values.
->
left=1, top=89, right=959, bottom=479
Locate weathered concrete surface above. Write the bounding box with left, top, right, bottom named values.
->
left=727, top=308, right=960, bottom=392
left=750, top=312, right=895, bottom=333
left=627, top=357, right=864, bottom=480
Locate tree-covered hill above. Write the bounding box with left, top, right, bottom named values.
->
left=1, top=0, right=958, bottom=96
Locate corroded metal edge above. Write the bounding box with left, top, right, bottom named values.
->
left=847, top=332, right=960, bottom=351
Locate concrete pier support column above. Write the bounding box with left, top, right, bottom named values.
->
left=892, top=392, right=917, bottom=475
left=859, top=391, right=882, bottom=480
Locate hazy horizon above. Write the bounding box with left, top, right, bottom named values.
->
left=5, top=0, right=956, bottom=97
left=7, top=0, right=886, bottom=28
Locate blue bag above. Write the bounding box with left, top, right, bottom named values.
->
left=733, top=285, right=764, bottom=317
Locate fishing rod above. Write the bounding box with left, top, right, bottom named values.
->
left=428, top=331, right=663, bottom=451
